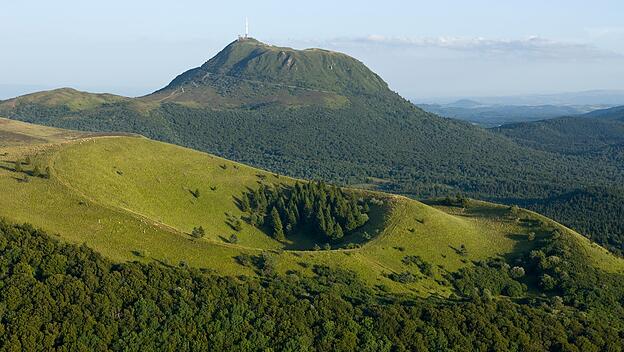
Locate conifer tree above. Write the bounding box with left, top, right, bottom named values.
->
left=270, top=207, right=285, bottom=241
left=287, top=209, right=297, bottom=232
left=334, top=223, right=344, bottom=240
left=240, top=196, right=250, bottom=211
left=316, top=210, right=326, bottom=233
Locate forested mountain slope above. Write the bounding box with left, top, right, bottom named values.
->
left=494, top=109, right=624, bottom=155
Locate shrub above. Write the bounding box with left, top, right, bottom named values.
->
left=259, top=253, right=276, bottom=276
left=14, top=160, right=23, bottom=173
left=191, top=226, right=205, bottom=238
left=540, top=274, right=557, bottom=291
left=402, top=255, right=433, bottom=276
left=191, top=188, right=201, bottom=198
left=389, top=271, right=418, bottom=283
left=510, top=266, right=525, bottom=279
left=458, top=244, right=468, bottom=256
left=132, top=249, right=147, bottom=257
left=232, top=219, right=243, bottom=232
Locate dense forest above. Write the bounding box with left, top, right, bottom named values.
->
left=2, top=218, right=624, bottom=351
left=494, top=115, right=624, bottom=155
left=242, top=181, right=370, bottom=242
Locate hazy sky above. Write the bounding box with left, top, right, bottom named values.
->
left=1, top=0, right=624, bottom=99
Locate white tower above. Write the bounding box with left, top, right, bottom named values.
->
left=245, top=17, right=249, bottom=38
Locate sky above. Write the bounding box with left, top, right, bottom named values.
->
left=1, top=0, right=624, bottom=100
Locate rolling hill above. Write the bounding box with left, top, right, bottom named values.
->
left=2, top=117, right=622, bottom=292
left=494, top=105, right=624, bottom=155
left=2, top=118, right=624, bottom=349
left=2, top=38, right=624, bottom=257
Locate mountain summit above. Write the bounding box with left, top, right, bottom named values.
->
left=152, top=38, right=388, bottom=105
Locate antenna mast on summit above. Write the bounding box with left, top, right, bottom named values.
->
left=245, top=17, right=249, bottom=38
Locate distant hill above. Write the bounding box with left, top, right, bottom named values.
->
left=494, top=105, right=624, bottom=154
left=444, top=99, right=483, bottom=108
left=417, top=101, right=600, bottom=127
left=2, top=38, right=624, bottom=255
left=157, top=38, right=387, bottom=95
left=583, top=105, right=624, bottom=120
left=422, top=90, right=624, bottom=106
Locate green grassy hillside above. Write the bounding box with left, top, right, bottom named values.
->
left=1, top=87, right=128, bottom=111
left=2, top=118, right=622, bottom=297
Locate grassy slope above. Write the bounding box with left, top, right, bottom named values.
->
left=163, top=38, right=388, bottom=95
left=0, top=88, right=128, bottom=111
left=1, top=118, right=622, bottom=295
left=53, top=137, right=285, bottom=250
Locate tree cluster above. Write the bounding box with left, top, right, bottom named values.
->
left=242, top=181, right=370, bottom=242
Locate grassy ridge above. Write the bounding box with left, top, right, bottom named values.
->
left=1, top=88, right=128, bottom=111
left=1, top=118, right=622, bottom=295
